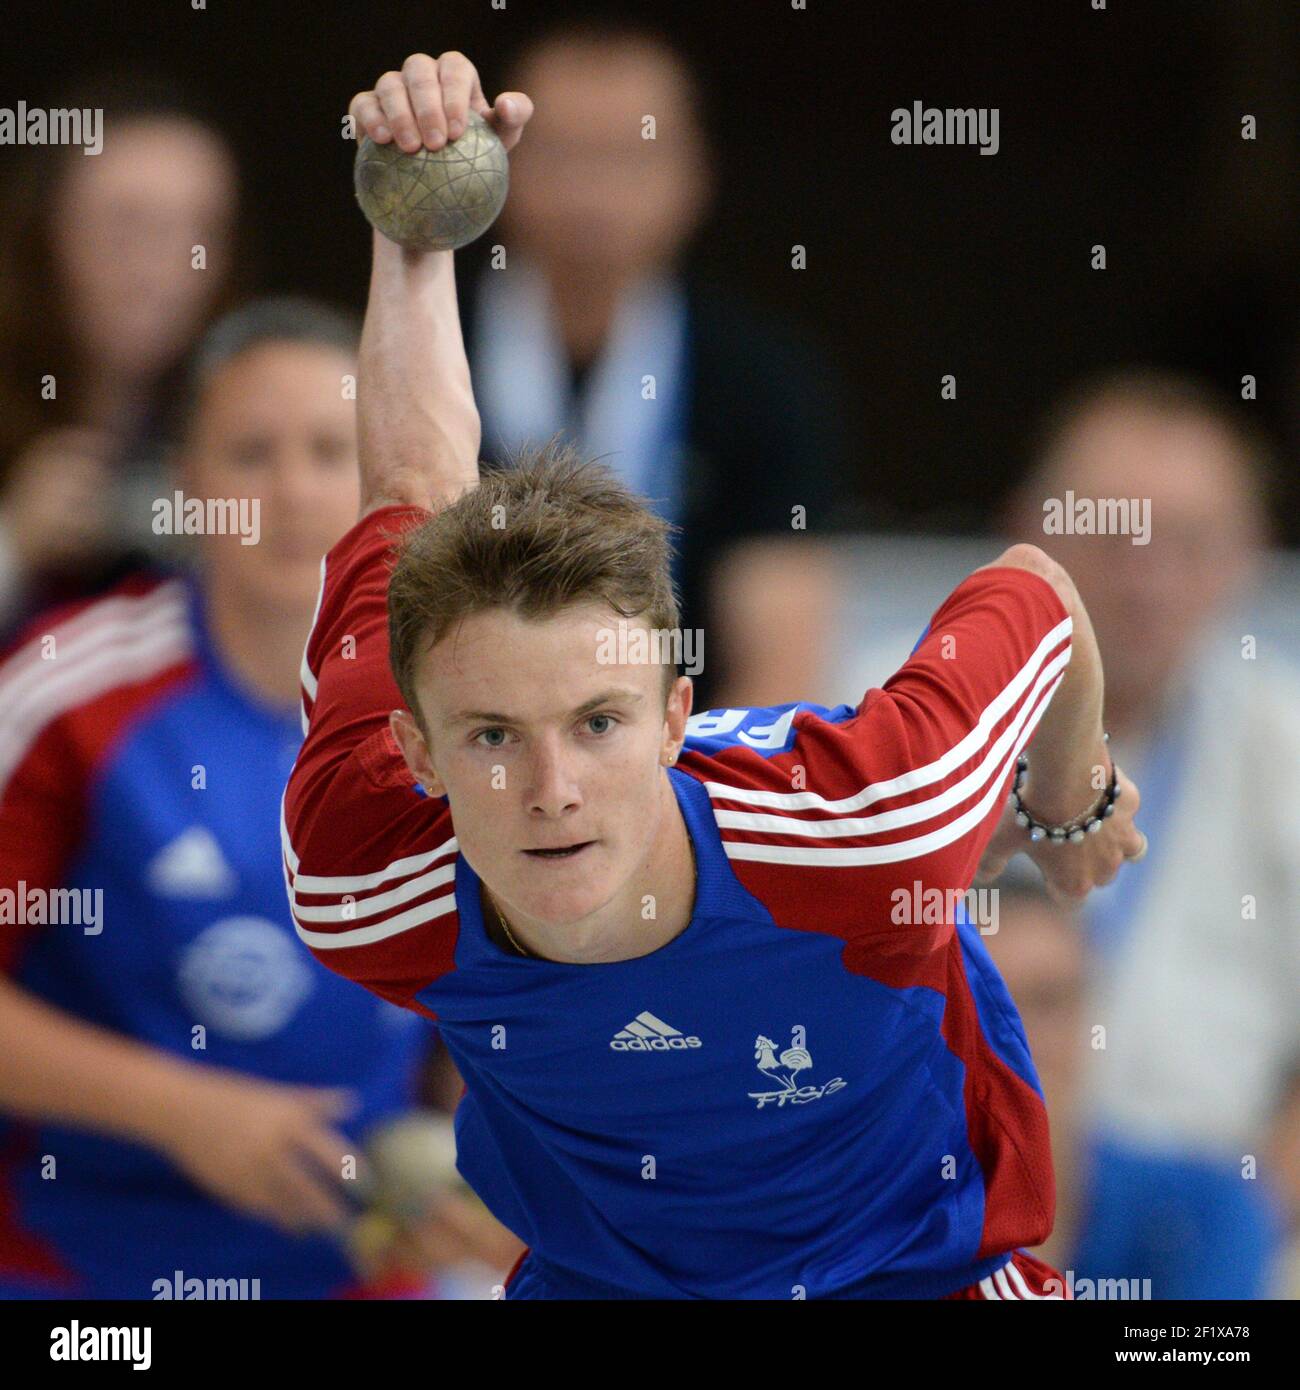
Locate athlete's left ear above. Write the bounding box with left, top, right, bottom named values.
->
left=390, top=708, right=447, bottom=797
left=660, top=674, right=693, bottom=766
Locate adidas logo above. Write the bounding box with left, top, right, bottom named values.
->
left=147, top=826, right=237, bottom=899
left=610, top=1011, right=702, bottom=1052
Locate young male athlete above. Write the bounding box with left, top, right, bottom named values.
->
left=284, top=51, right=1147, bottom=1299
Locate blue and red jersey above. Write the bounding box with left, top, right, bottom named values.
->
left=0, top=575, right=428, bottom=1298
left=283, top=507, right=1073, bottom=1298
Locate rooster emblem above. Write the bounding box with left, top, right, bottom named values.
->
left=749, top=1028, right=846, bottom=1109
left=753, top=1031, right=814, bottom=1093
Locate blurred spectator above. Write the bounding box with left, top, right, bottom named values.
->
left=459, top=20, right=848, bottom=711
left=979, top=874, right=1087, bottom=1275
left=0, top=75, right=246, bottom=640
left=1006, top=368, right=1300, bottom=1298
left=0, top=299, right=519, bottom=1298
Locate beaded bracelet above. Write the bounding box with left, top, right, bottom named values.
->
left=1009, top=735, right=1120, bottom=844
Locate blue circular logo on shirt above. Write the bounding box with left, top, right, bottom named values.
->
left=177, top=916, right=315, bottom=1040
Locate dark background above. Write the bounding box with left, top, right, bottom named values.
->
left=7, top=0, right=1297, bottom=537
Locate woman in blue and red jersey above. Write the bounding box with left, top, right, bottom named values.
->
left=0, top=298, right=520, bottom=1298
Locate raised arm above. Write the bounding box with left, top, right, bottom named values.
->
left=347, top=52, right=533, bottom=516
left=283, top=52, right=535, bottom=1013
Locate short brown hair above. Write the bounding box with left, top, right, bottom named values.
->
left=1025, top=365, right=1281, bottom=535
left=388, top=441, right=682, bottom=724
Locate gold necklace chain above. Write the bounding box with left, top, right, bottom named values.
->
left=495, top=900, right=531, bottom=957
left=493, top=824, right=697, bottom=960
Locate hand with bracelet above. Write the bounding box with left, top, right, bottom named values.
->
left=975, top=735, right=1146, bottom=905
left=969, top=545, right=1146, bottom=906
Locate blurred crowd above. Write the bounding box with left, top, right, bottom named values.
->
left=0, top=19, right=1296, bottom=1299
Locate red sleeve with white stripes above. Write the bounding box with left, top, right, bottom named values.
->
left=283, top=506, right=459, bottom=1019
left=707, top=566, right=1072, bottom=951
left=0, top=578, right=194, bottom=973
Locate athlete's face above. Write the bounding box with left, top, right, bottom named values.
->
left=393, top=603, right=692, bottom=929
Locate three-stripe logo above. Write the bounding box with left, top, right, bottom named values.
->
left=610, top=1011, right=702, bottom=1052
